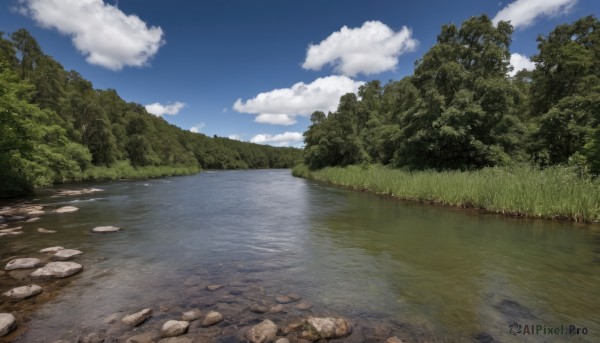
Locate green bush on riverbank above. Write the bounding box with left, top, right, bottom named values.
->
left=293, top=164, right=600, bottom=223
left=82, top=161, right=201, bottom=181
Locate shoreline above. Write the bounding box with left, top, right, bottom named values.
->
left=292, top=164, right=600, bottom=224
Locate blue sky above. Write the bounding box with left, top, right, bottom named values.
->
left=1, top=0, right=598, bottom=146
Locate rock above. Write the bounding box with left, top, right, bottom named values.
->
left=0, top=231, right=23, bottom=237
left=275, top=295, right=294, bottom=304
left=55, top=206, right=79, bottom=213
left=287, top=293, right=301, bottom=301
left=122, top=309, right=153, bottom=327
left=30, top=262, right=83, bottom=279
left=37, top=228, right=56, bottom=233
left=0, top=313, right=16, bottom=337
left=245, top=319, right=278, bottom=343
left=56, top=188, right=103, bottom=196
left=158, top=337, right=194, bottom=343
left=52, top=249, right=83, bottom=261
left=28, top=210, right=45, bottom=216
left=82, top=332, right=105, bottom=343
left=250, top=304, right=269, bottom=314
left=299, top=317, right=351, bottom=340
left=2, top=284, right=43, bottom=300
left=39, top=246, right=65, bottom=253
left=125, top=331, right=159, bottom=343
left=159, top=305, right=170, bottom=312
left=269, top=304, right=285, bottom=313
left=275, top=339, right=290, bottom=343
left=201, top=311, right=223, bottom=326
left=0, top=226, right=21, bottom=233
left=26, top=217, right=40, bottom=223
left=281, top=321, right=303, bottom=335
left=92, top=226, right=121, bottom=233
left=5, top=258, right=42, bottom=271
left=386, top=337, right=406, bottom=343
left=103, top=313, right=120, bottom=325
left=294, top=302, right=312, bottom=311
left=160, top=320, right=189, bottom=338
left=181, top=309, right=202, bottom=321
left=206, top=284, right=223, bottom=291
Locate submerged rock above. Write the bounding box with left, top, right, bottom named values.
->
left=202, top=311, right=223, bottom=326
left=206, top=284, right=223, bottom=291
left=55, top=206, right=79, bottom=213
left=37, top=228, right=56, bottom=233
left=2, top=284, right=43, bottom=300
left=275, top=339, right=290, bottom=343
left=160, top=320, right=189, bottom=338
left=299, top=317, right=351, bottom=341
left=125, top=331, right=159, bottom=343
left=250, top=304, right=269, bottom=314
left=245, top=319, right=278, bottom=343
left=39, top=246, right=65, bottom=253
left=82, top=332, right=105, bottom=343
left=30, top=262, right=83, bottom=279
left=0, top=313, right=16, bottom=337
left=295, top=302, right=313, bottom=311
left=5, top=258, right=42, bottom=271
left=386, top=337, right=406, bottom=343
left=269, top=304, right=285, bottom=314
left=181, top=309, right=202, bottom=321
left=52, top=249, right=83, bottom=261
left=122, top=309, right=153, bottom=327
left=92, top=226, right=121, bottom=233
left=56, top=188, right=103, bottom=196
left=275, top=295, right=295, bottom=304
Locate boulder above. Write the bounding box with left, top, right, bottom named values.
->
left=30, top=262, right=83, bottom=279
left=2, top=284, right=43, bottom=300
left=245, top=319, right=278, bottom=343
left=160, top=320, right=189, bottom=338
left=52, top=249, right=83, bottom=261
left=0, top=313, right=16, bottom=337
left=92, top=226, right=121, bottom=233
left=39, top=246, right=65, bottom=253
left=201, top=311, right=223, bottom=326
left=5, top=258, right=42, bottom=271
left=299, top=317, right=351, bottom=341
left=181, top=309, right=202, bottom=321
left=37, top=228, right=57, bottom=233
left=55, top=206, right=79, bottom=213
left=122, top=309, right=153, bottom=327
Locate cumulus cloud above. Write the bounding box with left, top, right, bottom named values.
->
left=493, top=0, right=577, bottom=29
left=18, top=0, right=164, bottom=70
left=509, top=53, right=535, bottom=76
left=189, top=122, right=206, bottom=133
left=233, top=75, right=364, bottom=126
left=145, top=101, right=186, bottom=116
left=228, top=134, right=243, bottom=141
left=302, top=21, right=418, bottom=77
left=250, top=132, right=303, bottom=147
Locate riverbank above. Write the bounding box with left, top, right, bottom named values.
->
left=292, top=164, right=600, bottom=223
left=82, top=161, right=201, bottom=181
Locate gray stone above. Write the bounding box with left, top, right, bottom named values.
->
left=30, top=262, right=83, bottom=279
left=55, top=206, right=79, bottom=213
left=0, top=226, right=21, bottom=233
left=92, top=226, right=121, bottom=233
left=5, top=258, right=42, bottom=271
left=37, top=228, right=57, bottom=233
left=158, top=337, right=194, bottom=343
left=181, top=309, right=202, bottom=321
left=299, top=317, right=351, bottom=340
left=39, top=246, right=65, bottom=253
left=160, top=320, right=189, bottom=338
left=0, top=231, right=23, bottom=237
left=245, top=319, right=278, bottom=343
left=287, top=293, right=301, bottom=301
left=2, top=284, right=43, bottom=300
left=275, top=339, right=290, bottom=343
left=201, top=311, right=223, bottom=326
left=52, top=249, right=83, bottom=261
left=0, top=313, right=16, bottom=337
left=206, top=284, right=223, bottom=291
left=122, top=309, right=153, bottom=327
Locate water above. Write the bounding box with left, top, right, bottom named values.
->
left=1, top=170, right=599, bottom=342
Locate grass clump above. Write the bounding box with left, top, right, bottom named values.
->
left=292, top=164, right=600, bottom=223
left=83, top=161, right=200, bottom=181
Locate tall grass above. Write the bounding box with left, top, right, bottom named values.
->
left=82, top=161, right=200, bottom=181
left=293, top=164, right=600, bottom=223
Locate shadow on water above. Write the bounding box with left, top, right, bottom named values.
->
left=0, top=170, right=598, bottom=342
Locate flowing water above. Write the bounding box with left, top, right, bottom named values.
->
left=1, top=170, right=599, bottom=342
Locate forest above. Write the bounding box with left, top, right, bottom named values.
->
left=303, top=15, right=599, bottom=175
left=0, top=29, right=302, bottom=197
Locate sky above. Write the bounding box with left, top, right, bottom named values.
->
left=1, top=0, right=598, bottom=147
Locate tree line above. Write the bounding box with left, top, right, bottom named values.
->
left=0, top=29, right=302, bottom=197
left=303, top=15, right=599, bottom=175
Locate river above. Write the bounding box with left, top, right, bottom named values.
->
left=1, top=170, right=599, bottom=342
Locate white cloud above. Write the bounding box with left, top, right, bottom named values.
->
left=250, top=132, right=303, bottom=147
left=145, top=101, right=186, bottom=116
left=228, top=134, right=243, bottom=141
left=493, top=0, right=577, bottom=29
left=189, top=122, right=206, bottom=133
left=302, top=21, right=418, bottom=77
left=18, top=0, right=164, bottom=70
left=233, top=75, right=364, bottom=126
left=509, top=53, right=535, bottom=76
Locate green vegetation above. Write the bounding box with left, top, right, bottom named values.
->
left=0, top=29, right=302, bottom=197
left=298, top=15, right=599, bottom=223
left=293, top=164, right=600, bottom=222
